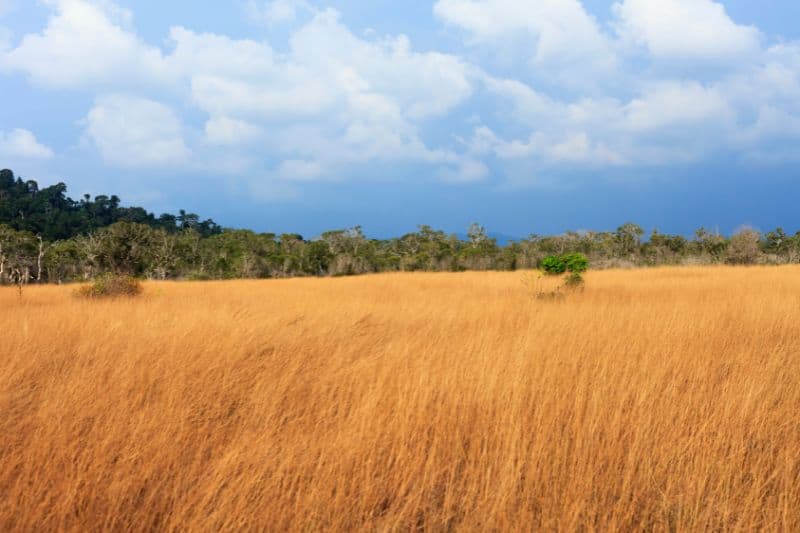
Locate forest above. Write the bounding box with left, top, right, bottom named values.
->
left=1, top=168, right=798, bottom=284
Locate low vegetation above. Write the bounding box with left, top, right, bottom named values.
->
left=76, top=273, right=142, bottom=298
left=3, top=170, right=800, bottom=286
left=2, top=267, right=799, bottom=530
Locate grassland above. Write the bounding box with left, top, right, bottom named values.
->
left=1, top=267, right=799, bottom=531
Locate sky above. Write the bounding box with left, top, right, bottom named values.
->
left=1, top=0, right=800, bottom=238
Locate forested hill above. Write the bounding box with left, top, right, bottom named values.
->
left=0, top=169, right=221, bottom=240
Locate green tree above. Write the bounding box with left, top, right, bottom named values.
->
left=693, top=227, right=728, bottom=262
left=96, top=222, right=157, bottom=275
left=615, top=223, right=644, bottom=256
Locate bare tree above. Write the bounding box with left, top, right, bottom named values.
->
left=728, top=227, right=761, bottom=265
left=36, top=235, right=45, bottom=283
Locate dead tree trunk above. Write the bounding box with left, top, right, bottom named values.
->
left=36, top=236, right=44, bottom=283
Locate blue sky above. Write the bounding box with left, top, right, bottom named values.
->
left=1, top=1, right=800, bottom=238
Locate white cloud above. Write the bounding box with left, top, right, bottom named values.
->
left=3, top=1, right=474, bottom=179
left=0, top=128, right=54, bottom=159
left=469, top=125, right=625, bottom=166
left=4, top=0, right=800, bottom=187
left=167, top=26, right=275, bottom=79
left=178, top=8, right=473, bottom=179
left=469, top=76, right=746, bottom=172
left=622, top=82, right=735, bottom=133
left=613, top=0, right=761, bottom=61
left=1, top=0, right=167, bottom=88
left=84, top=94, right=190, bottom=167
left=287, top=10, right=473, bottom=120
left=434, top=0, right=617, bottom=82
left=246, top=0, right=314, bottom=25
left=204, top=116, right=263, bottom=146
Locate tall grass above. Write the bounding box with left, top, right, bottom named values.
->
left=1, top=267, right=799, bottom=531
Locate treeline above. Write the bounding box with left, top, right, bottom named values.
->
left=0, top=169, right=220, bottom=240
left=1, top=169, right=799, bottom=285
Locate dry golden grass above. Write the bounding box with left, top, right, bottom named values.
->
left=1, top=267, right=799, bottom=531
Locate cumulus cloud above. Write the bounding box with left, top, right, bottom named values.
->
left=0, top=129, right=54, bottom=159
left=613, top=0, right=761, bottom=61
left=434, top=0, right=617, bottom=82
left=3, top=0, right=800, bottom=186
left=1, top=0, right=167, bottom=88
left=180, top=8, right=473, bottom=178
left=622, top=82, right=735, bottom=133
left=84, top=95, right=190, bottom=167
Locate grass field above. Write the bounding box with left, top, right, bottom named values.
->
left=1, top=267, right=799, bottom=531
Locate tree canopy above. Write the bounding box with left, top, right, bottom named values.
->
left=0, top=169, right=220, bottom=240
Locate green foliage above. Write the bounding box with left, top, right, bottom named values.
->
left=693, top=227, right=728, bottom=260
left=615, top=222, right=645, bottom=256
left=540, top=256, right=567, bottom=275
left=536, top=253, right=588, bottom=295
left=562, top=253, right=589, bottom=274
left=0, top=168, right=220, bottom=240
left=76, top=273, right=142, bottom=298
left=541, top=253, right=588, bottom=276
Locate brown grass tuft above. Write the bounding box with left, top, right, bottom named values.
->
left=1, top=267, right=799, bottom=530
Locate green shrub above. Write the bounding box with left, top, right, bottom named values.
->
left=540, top=255, right=567, bottom=275
left=540, top=253, right=589, bottom=276
left=77, top=273, right=142, bottom=298
left=535, top=253, right=589, bottom=296
left=562, top=253, right=589, bottom=274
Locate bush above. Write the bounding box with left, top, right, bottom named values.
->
left=727, top=227, right=761, bottom=265
left=77, top=273, right=142, bottom=298
left=540, top=253, right=589, bottom=275
left=562, top=253, right=589, bottom=274
left=540, top=256, right=567, bottom=275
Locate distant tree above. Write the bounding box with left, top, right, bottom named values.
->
left=460, top=223, right=498, bottom=270
left=644, top=230, right=688, bottom=264
left=303, top=240, right=332, bottom=276
left=764, top=227, right=788, bottom=258
left=97, top=222, right=156, bottom=275
left=43, top=239, right=85, bottom=283
left=467, top=222, right=488, bottom=247
left=615, top=223, right=644, bottom=256
left=693, top=227, right=728, bottom=262
left=727, top=227, right=761, bottom=265
left=0, top=225, right=38, bottom=284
